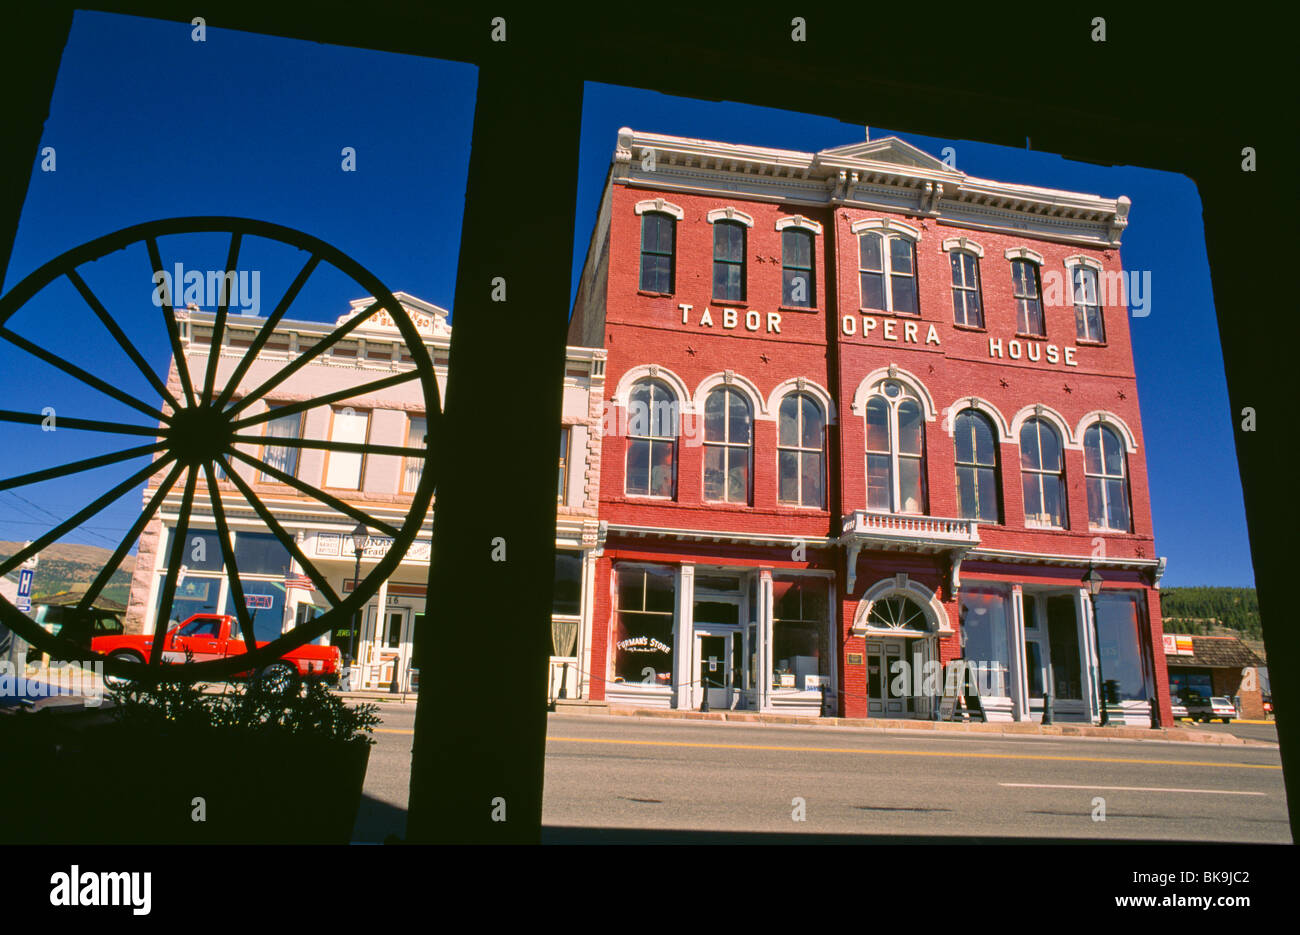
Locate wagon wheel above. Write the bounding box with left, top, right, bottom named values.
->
left=0, top=217, right=440, bottom=685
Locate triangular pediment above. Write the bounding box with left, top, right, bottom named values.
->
left=818, top=136, right=958, bottom=174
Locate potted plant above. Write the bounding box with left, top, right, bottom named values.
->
left=0, top=675, right=379, bottom=844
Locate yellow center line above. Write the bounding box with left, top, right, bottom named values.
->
left=546, top=736, right=1282, bottom=770
left=375, top=728, right=413, bottom=734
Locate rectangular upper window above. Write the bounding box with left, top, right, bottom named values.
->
left=1072, top=267, right=1106, bottom=342
left=260, top=408, right=303, bottom=482
left=324, top=407, right=370, bottom=489
left=781, top=229, right=815, bottom=308
left=1011, top=259, right=1045, bottom=336
left=712, top=220, right=746, bottom=302
left=859, top=232, right=918, bottom=315
left=950, top=251, right=983, bottom=327
left=639, top=212, right=675, bottom=293
left=403, top=415, right=427, bottom=493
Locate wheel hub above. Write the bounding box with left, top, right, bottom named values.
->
left=168, top=404, right=233, bottom=467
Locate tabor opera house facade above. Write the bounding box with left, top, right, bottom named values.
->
left=567, top=127, right=1172, bottom=725
left=122, top=293, right=607, bottom=694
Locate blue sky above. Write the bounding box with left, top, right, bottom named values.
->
left=0, top=12, right=475, bottom=557
left=0, top=13, right=1253, bottom=589
left=570, top=82, right=1252, bottom=588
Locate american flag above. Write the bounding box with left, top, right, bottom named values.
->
left=284, top=572, right=315, bottom=593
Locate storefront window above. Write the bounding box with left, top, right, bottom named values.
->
left=223, top=579, right=288, bottom=643
left=613, top=566, right=674, bottom=686
left=233, top=532, right=292, bottom=577
left=772, top=575, right=829, bottom=691
left=1094, top=591, right=1151, bottom=703
left=959, top=588, right=1012, bottom=696
left=154, top=574, right=222, bottom=628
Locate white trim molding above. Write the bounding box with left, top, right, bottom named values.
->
left=765, top=376, right=837, bottom=425
left=850, top=365, right=937, bottom=421
left=851, top=575, right=954, bottom=637
left=1008, top=403, right=1079, bottom=448
left=941, top=235, right=984, bottom=257
left=634, top=198, right=684, bottom=220
left=943, top=396, right=1013, bottom=442
left=1075, top=410, right=1139, bottom=453
left=693, top=370, right=768, bottom=419
left=705, top=206, right=755, bottom=227
left=775, top=214, right=823, bottom=235
left=1063, top=254, right=1104, bottom=273
left=612, top=364, right=694, bottom=414
left=1005, top=246, right=1045, bottom=265
left=850, top=217, right=922, bottom=241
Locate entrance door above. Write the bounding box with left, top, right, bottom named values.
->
left=364, top=605, right=411, bottom=689
left=866, top=638, right=921, bottom=717
left=696, top=632, right=738, bottom=712
left=1024, top=593, right=1086, bottom=720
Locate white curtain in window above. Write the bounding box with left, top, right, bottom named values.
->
left=404, top=416, right=427, bottom=492
left=262, top=412, right=301, bottom=479
left=325, top=409, right=369, bottom=488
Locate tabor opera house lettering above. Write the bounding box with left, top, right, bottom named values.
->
left=988, top=337, right=1077, bottom=367
left=842, top=315, right=941, bottom=345
left=680, top=304, right=783, bottom=333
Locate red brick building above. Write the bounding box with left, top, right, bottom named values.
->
left=569, top=128, right=1170, bottom=725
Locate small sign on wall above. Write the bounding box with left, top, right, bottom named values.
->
left=847, top=652, right=864, bottom=665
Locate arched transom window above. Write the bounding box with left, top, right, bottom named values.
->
left=866, top=595, right=929, bottom=632
left=703, top=386, right=752, bottom=503
left=865, top=380, right=927, bottom=513
left=1084, top=422, right=1130, bottom=531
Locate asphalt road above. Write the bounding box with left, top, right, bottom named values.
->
left=354, top=706, right=1290, bottom=843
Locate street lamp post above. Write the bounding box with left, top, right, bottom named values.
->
left=1083, top=564, right=1109, bottom=726
left=348, top=522, right=367, bottom=669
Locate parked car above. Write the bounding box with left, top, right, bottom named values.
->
left=1170, top=696, right=1189, bottom=719
left=91, top=613, right=341, bottom=695
left=1186, top=694, right=1236, bottom=723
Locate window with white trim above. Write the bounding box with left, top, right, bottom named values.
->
left=403, top=414, right=427, bottom=494
left=702, top=386, right=752, bottom=504
left=639, top=212, right=675, bottom=293
left=1083, top=422, right=1130, bottom=531
left=1072, top=266, right=1105, bottom=342
left=1019, top=417, right=1067, bottom=528
left=260, top=408, right=303, bottom=481
left=954, top=409, right=999, bottom=522
left=859, top=231, right=918, bottom=315
left=781, top=229, right=815, bottom=308
left=324, top=408, right=370, bottom=489
left=777, top=392, right=825, bottom=508
left=712, top=220, right=746, bottom=302
left=1011, top=259, right=1045, bottom=336
left=865, top=380, right=926, bottom=513
left=950, top=250, right=983, bottom=327
left=625, top=378, right=677, bottom=497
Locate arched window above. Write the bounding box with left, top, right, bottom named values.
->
left=712, top=220, right=746, bottom=302
left=859, top=231, right=919, bottom=315
left=639, top=212, right=675, bottom=293
left=1019, top=417, right=1067, bottom=528
left=954, top=410, right=1000, bottom=522
left=1011, top=259, right=1045, bottom=336
left=626, top=378, right=677, bottom=497
left=950, top=250, right=983, bottom=327
left=781, top=229, right=816, bottom=308
left=866, top=595, right=929, bottom=632
left=703, top=386, right=752, bottom=503
left=864, top=380, right=926, bottom=513
left=777, top=392, right=825, bottom=507
left=1084, top=423, right=1130, bottom=531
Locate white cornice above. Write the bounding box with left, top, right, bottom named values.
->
left=614, top=129, right=1131, bottom=247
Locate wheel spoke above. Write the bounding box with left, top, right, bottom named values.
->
left=224, top=299, right=383, bottom=417
left=214, top=253, right=321, bottom=411
left=0, top=453, right=177, bottom=577
left=145, top=236, right=199, bottom=409
left=77, top=460, right=185, bottom=614
left=0, top=408, right=163, bottom=438
left=150, top=466, right=199, bottom=665
left=218, top=456, right=341, bottom=607
left=0, top=326, right=172, bottom=424
left=228, top=435, right=428, bottom=459
left=229, top=369, right=422, bottom=432
left=226, top=447, right=400, bottom=538
left=201, top=462, right=255, bottom=648
left=66, top=269, right=184, bottom=413
left=0, top=441, right=170, bottom=492
left=200, top=232, right=242, bottom=408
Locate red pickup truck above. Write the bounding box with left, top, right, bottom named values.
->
left=92, top=613, right=342, bottom=694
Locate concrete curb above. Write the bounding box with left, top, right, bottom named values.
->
left=601, top=705, right=1268, bottom=745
